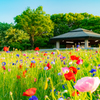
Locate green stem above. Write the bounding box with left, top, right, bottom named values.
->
left=90, top=91, right=92, bottom=100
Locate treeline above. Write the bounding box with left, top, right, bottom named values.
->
left=1, top=6, right=100, bottom=50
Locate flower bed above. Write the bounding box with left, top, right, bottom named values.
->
left=0, top=49, right=100, bottom=100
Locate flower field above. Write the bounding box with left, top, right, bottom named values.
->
left=0, top=49, right=100, bottom=100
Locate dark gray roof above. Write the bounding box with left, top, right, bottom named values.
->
left=50, top=28, right=100, bottom=41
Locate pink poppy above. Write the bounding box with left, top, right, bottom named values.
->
left=76, top=59, right=83, bottom=65
left=62, top=67, right=69, bottom=74
left=76, top=48, right=80, bottom=51
left=74, top=77, right=100, bottom=93
left=36, top=52, right=39, bottom=55
left=23, top=54, right=26, bottom=56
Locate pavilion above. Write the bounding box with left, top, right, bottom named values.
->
left=50, top=28, right=100, bottom=49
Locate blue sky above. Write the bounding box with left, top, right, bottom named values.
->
left=0, top=0, right=100, bottom=24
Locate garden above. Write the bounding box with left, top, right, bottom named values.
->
left=0, top=47, right=100, bottom=100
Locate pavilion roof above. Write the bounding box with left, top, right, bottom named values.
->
left=50, top=28, right=100, bottom=41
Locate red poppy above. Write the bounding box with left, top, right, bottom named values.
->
left=23, top=88, right=37, bottom=96
left=34, top=47, right=40, bottom=51
left=3, top=46, right=9, bottom=51
left=19, top=65, right=23, bottom=69
left=46, top=62, right=52, bottom=70
left=70, top=55, right=79, bottom=61
left=72, top=91, right=80, bottom=96
left=64, top=72, right=75, bottom=82
left=96, top=51, right=98, bottom=53
left=22, top=70, right=27, bottom=78
left=69, top=52, right=71, bottom=55
left=51, top=52, right=53, bottom=54
left=69, top=66, right=77, bottom=74
left=30, top=63, right=36, bottom=68
left=17, top=75, right=21, bottom=79
left=44, top=53, right=47, bottom=56
left=2, top=66, right=6, bottom=70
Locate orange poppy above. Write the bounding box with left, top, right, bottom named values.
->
left=23, top=88, right=37, bottom=96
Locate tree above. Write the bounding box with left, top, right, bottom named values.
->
left=14, top=6, right=54, bottom=48
left=50, top=14, right=70, bottom=36
left=0, top=22, right=13, bottom=49
left=4, top=27, right=31, bottom=50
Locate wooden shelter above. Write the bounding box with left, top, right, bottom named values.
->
left=50, top=28, right=100, bottom=49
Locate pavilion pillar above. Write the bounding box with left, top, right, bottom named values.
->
left=85, top=39, right=88, bottom=48
left=56, top=41, right=60, bottom=49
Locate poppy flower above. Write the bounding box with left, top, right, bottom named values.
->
left=36, top=52, right=39, bottom=54
left=44, top=53, right=47, bottom=56
left=17, top=75, right=21, bottom=79
left=8, top=69, right=11, bottom=72
left=64, top=72, right=75, bottom=82
left=62, top=67, right=69, bottom=74
left=76, top=59, right=83, bottom=65
left=46, top=63, right=52, bottom=70
left=76, top=48, right=80, bottom=51
left=3, top=46, right=9, bottom=51
left=19, top=65, right=23, bottom=69
left=70, top=55, right=79, bottom=61
left=30, top=63, right=36, bottom=68
left=23, top=88, right=37, bottom=96
left=34, top=78, right=37, bottom=82
left=72, top=91, right=80, bottom=96
left=51, top=52, right=55, bottom=55
left=2, top=66, right=6, bottom=70
left=69, top=52, right=71, bottom=55
left=22, top=70, right=27, bottom=78
left=74, top=77, right=100, bottom=93
left=35, top=47, right=40, bottom=51
left=69, top=66, right=78, bottom=74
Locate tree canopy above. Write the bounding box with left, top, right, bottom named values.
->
left=14, top=6, right=54, bottom=48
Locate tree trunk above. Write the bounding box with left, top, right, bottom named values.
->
left=30, top=34, right=34, bottom=49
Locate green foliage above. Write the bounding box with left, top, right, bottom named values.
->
left=50, top=12, right=97, bottom=36
left=34, top=36, right=54, bottom=48
left=1, top=10, right=100, bottom=50
left=0, top=22, right=14, bottom=49
left=14, top=6, right=54, bottom=48
left=4, top=27, right=31, bottom=50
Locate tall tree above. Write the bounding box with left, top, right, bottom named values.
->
left=5, top=27, right=30, bottom=50
left=0, top=22, right=13, bottom=48
left=14, top=6, right=54, bottom=48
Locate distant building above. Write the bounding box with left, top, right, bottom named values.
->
left=50, top=28, right=100, bottom=49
